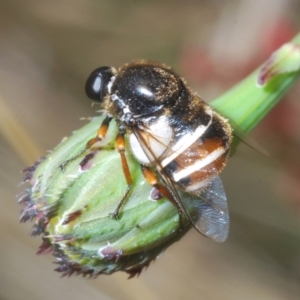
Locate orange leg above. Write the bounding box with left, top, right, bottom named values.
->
left=141, top=165, right=184, bottom=230
left=110, top=127, right=133, bottom=219
left=60, top=116, right=112, bottom=171
left=85, top=115, right=112, bottom=149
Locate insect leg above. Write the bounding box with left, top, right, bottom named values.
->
left=141, top=165, right=184, bottom=231
left=110, top=126, right=133, bottom=219
left=60, top=115, right=112, bottom=171
left=85, top=115, right=112, bottom=149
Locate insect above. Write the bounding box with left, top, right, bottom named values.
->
left=83, top=60, right=232, bottom=242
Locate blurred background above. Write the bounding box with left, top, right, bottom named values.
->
left=1, top=0, right=300, bottom=299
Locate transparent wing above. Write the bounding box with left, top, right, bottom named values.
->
left=183, top=176, right=229, bottom=242
left=133, top=125, right=229, bottom=242
left=220, top=112, right=269, bottom=156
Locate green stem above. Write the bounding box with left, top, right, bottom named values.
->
left=211, top=33, right=300, bottom=134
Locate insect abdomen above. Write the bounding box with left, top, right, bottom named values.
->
left=163, top=114, right=231, bottom=194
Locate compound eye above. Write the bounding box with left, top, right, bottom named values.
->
left=85, top=66, right=115, bottom=103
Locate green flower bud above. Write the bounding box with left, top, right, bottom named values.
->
left=19, top=116, right=190, bottom=278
